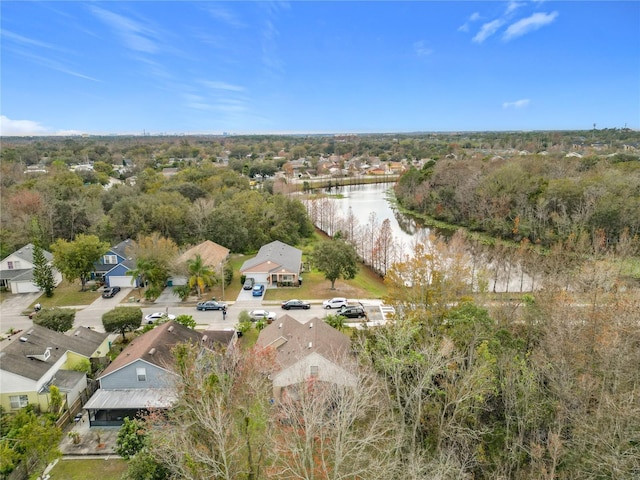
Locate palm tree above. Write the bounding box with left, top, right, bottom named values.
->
left=187, top=254, right=216, bottom=299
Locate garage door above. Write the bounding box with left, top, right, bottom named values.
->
left=246, top=273, right=269, bottom=284
left=108, top=276, right=136, bottom=287
left=14, top=281, right=40, bottom=294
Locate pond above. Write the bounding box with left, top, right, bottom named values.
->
left=304, top=182, right=535, bottom=293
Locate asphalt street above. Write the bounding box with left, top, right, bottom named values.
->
left=0, top=287, right=386, bottom=344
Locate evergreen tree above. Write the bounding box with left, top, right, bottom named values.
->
left=32, top=244, right=55, bottom=297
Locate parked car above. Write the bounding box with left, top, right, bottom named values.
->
left=338, top=305, right=366, bottom=319
left=144, top=312, right=176, bottom=323
left=102, top=286, right=121, bottom=298
left=252, top=284, right=265, bottom=297
left=281, top=299, right=311, bottom=310
left=248, top=309, right=277, bottom=322
left=243, top=277, right=255, bottom=290
left=322, top=297, right=347, bottom=309
left=196, top=300, right=227, bottom=311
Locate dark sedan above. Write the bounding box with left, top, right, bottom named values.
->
left=196, top=300, right=227, bottom=311
left=102, top=286, right=121, bottom=298
left=281, top=299, right=311, bottom=310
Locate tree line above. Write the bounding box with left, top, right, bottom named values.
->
left=0, top=160, right=314, bottom=260
left=394, top=152, right=640, bottom=251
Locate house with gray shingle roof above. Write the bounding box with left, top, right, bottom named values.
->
left=239, top=240, right=303, bottom=287
left=256, top=314, right=356, bottom=401
left=92, top=239, right=139, bottom=288
left=83, top=320, right=202, bottom=426
left=0, top=325, right=108, bottom=413
left=0, top=243, right=62, bottom=294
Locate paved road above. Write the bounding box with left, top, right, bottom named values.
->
left=0, top=286, right=386, bottom=341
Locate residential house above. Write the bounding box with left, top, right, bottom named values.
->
left=83, top=321, right=202, bottom=427
left=0, top=244, right=62, bottom=294
left=239, top=240, right=302, bottom=287
left=256, top=314, right=356, bottom=401
left=0, top=326, right=109, bottom=413
left=170, top=240, right=230, bottom=286
left=93, top=239, right=137, bottom=288
left=200, top=328, right=238, bottom=354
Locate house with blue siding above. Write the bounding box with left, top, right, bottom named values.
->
left=93, top=239, right=138, bottom=288
left=83, top=320, right=202, bottom=427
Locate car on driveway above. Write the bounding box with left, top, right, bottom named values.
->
left=196, top=300, right=227, bottom=311
left=144, top=312, right=177, bottom=323
left=248, top=309, right=277, bottom=322
left=338, top=305, right=366, bottom=319
left=243, top=277, right=255, bottom=290
left=281, top=299, right=311, bottom=310
left=252, top=284, right=265, bottom=297
left=322, top=297, right=347, bottom=309
left=102, top=286, right=121, bottom=298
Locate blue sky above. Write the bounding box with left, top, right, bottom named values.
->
left=1, top=1, right=638, bottom=135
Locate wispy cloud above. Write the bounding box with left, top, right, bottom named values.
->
left=89, top=6, right=159, bottom=54
left=203, top=5, right=246, bottom=29
left=467, top=2, right=558, bottom=44
left=200, top=80, right=246, bottom=92
left=503, top=11, right=559, bottom=41
left=259, top=2, right=289, bottom=77
left=413, top=40, right=433, bottom=57
left=505, top=2, right=525, bottom=15
left=2, top=30, right=69, bottom=53
left=458, top=12, right=481, bottom=32
left=473, top=19, right=505, bottom=43
left=4, top=46, right=99, bottom=82
left=503, top=98, right=531, bottom=108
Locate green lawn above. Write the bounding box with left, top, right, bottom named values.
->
left=23, top=280, right=102, bottom=313
left=47, top=458, right=128, bottom=479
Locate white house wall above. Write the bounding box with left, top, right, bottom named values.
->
left=0, top=369, right=37, bottom=394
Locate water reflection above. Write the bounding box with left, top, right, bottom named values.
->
left=306, top=182, right=534, bottom=293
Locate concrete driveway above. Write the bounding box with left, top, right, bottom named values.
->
left=0, top=291, right=41, bottom=331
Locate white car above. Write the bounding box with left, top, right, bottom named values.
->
left=248, top=310, right=277, bottom=322
left=323, top=297, right=348, bottom=309
left=144, top=312, right=176, bottom=324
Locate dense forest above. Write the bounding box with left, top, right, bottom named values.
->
left=394, top=152, right=640, bottom=249
left=1, top=130, right=639, bottom=478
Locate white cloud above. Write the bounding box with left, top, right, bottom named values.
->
left=204, top=5, right=246, bottom=29
left=473, top=19, right=504, bottom=43
left=201, top=80, right=246, bottom=92
left=458, top=12, right=481, bottom=32
left=502, top=99, right=531, bottom=109
left=503, top=11, right=558, bottom=41
left=89, top=6, right=159, bottom=54
left=505, top=2, right=525, bottom=15
left=413, top=41, right=433, bottom=57
left=0, top=116, right=49, bottom=135
left=0, top=116, right=84, bottom=136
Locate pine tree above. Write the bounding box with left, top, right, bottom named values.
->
left=32, top=244, right=55, bottom=297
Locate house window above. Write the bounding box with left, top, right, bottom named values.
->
left=136, top=368, right=147, bottom=382
left=7, top=261, right=21, bottom=270
left=104, top=255, right=118, bottom=265
left=310, top=365, right=319, bottom=377
left=10, top=395, right=28, bottom=409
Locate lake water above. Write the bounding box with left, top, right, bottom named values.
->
left=307, top=182, right=534, bottom=293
